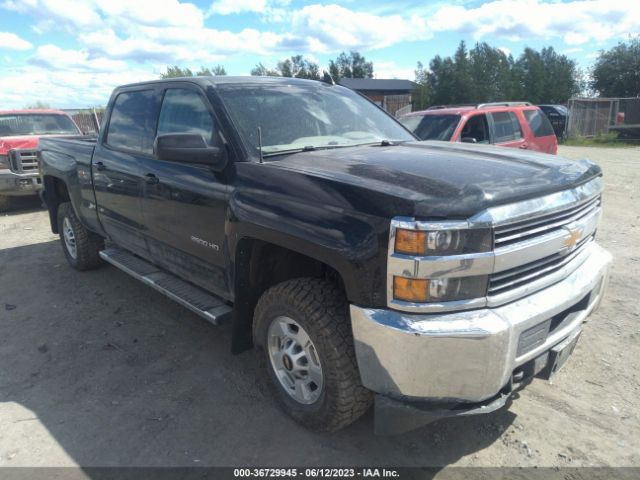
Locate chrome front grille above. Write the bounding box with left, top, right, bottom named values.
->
left=494, top=195, right=601, bottom=248
left=488, top=190, right=602, bottom=301
left=489, top=235, right=593, bottom=296
left=387, top=177, right=604, bottom=313
left=9, top=149, right=39, bottom=174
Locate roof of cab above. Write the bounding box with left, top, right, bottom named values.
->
left=404, top=103, right=540, bottom=117
left=117, top=75, right=332, bottom=89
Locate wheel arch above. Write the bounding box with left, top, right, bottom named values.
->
left=42, top=175, right=71, bottom=234
left=230, top=237, right=347, bottom=354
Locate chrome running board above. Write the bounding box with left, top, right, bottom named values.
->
left=99, top=246, right=232, bottom=325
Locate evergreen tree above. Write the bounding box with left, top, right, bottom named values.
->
left=591, top=37, right=640, bottom=97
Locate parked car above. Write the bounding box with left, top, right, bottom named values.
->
left=400, top=102, right=558, bottom=154
left=40, top=77, right=610, bottom=434
left=537, top=104, right=568, bottom=138
left=0, top=109, right=82, bottom=211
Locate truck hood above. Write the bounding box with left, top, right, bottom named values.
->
left=0, top=136, right=40, bottom=155
left=268, top=141, right=601, bottom=219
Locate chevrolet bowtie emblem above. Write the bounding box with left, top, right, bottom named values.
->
left=564, top=228, right=583, bottom=249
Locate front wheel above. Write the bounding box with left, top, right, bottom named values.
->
left=57, top=202, right=104, bottom=270
left=253, top=278, right=373, bottom=432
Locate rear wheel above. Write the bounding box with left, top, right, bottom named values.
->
left=57, top=202, right=104, bottom=270
left=254, top=278, right=372, bottom=431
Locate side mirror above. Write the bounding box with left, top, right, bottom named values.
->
left=461, top=137, right=477, bottom=143
left=154, top=133, right=228, bottom=171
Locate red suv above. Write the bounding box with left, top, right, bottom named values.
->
left=399, top=102, right=558, bottom=155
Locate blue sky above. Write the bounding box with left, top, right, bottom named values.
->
left=0, top=0, right=638, bottom=108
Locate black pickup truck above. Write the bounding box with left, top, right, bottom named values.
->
left=39, top=76, right=611, bottom=434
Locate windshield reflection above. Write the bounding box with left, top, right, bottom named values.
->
left=217, top=83, right=414, bottom=157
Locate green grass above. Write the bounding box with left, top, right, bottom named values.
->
left=561, top=133, right=640, bottom=147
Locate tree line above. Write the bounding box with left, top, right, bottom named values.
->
left=159, top=37, right=639, bottom=107
left=161, top=51, right=373, bottom=82
left=411, top=41, right=583, bottom=109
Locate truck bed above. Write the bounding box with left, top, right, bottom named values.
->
left=39, top=135, right=101, bottom=235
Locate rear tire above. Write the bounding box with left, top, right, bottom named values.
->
left=57, top=202, right=104, bottom=270
left=253, top=278, right=373, bottom=432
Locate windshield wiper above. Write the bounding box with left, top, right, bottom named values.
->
left=347, top=139, right=407, bottom=148
left=262, top=144, right=359, bottom=158
left=262, top=146, right=316, bottom=158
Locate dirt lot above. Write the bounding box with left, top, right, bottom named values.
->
left=0, top=146, right=639, bottom=470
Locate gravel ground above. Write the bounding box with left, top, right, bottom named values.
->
left=0, top=146, right=638, bottom=470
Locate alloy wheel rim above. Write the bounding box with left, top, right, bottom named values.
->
left=267, top=316, right=324, bottom=405
left=63, top=217, right=77, bottom=259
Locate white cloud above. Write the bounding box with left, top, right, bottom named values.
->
left=498, top=46, right=511, bottom=56
left=208, top=0, right=266, bottom=15
left=2, top=0, right=102, bottom=30
left=79, top=26, right=282, bottom=63
left=373, top=61, right=415, bottom=80
left=289, top=4, right=430, bottom=53
left=1, top=0, right=203, bottom=32
left=427, top=0, right=640, bottom=46
left=0, top=31, right=33, bottom=50
left=207, top=0, right=291, bottom=21
left=96, top=0, right=204, bottom=28
left=0, top=65, right=156, bottom=108
left=28, top=44, right=128, bottom=72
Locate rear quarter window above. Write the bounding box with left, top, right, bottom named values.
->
left=106, top=90, right=161, bottom=155
left=524, top=109, right=555, bottom=137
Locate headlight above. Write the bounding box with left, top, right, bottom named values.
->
left=0, top=154, right=9, bottom=170
left=394, top=228, right=492, bottom=256
left=393, top=275, right=488, bottom=303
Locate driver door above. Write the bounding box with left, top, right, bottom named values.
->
left=459, top=113, right=490, bottom=144
left=138, top=85, right=231, bottom=299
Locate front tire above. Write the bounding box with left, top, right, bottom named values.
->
left=253, top=278, right=372, bottom=431
left=57, top=202, right=104, bottom=270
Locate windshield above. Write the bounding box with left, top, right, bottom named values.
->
left=216, top=83, right=415, bottom=157
left=399, top=114, right=460, bottom=141
left=0, top=114, right=80, bottom=137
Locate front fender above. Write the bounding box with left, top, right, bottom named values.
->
left=227, top=188, right=388, bottom=307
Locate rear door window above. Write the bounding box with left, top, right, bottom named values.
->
left=106, top=89, right=161, bottom=155
left=524, top=109, right=555, bottom=137
left=490, top=111, right=522, bottom=143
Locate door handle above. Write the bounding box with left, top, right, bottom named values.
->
left=95, top=161, right=106, bottom=171
left=519, top=143, right=529, bottom=149
left=144, top=173, right=159, bottom=185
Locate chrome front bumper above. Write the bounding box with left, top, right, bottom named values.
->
left=0, top=170, right=42, bottom=195
left=351, top=242, right=612, bottom=403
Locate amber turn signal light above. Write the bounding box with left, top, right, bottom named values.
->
left=393, top=276, right=429, bottom=302
left=395, top=229, right=427, bottom=255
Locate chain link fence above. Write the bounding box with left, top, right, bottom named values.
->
left=567, top=97, right=640, bottom=139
